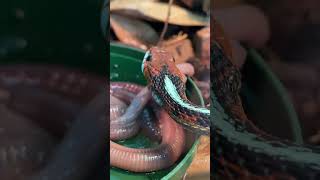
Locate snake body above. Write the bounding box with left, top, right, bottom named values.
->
left=212, top=24, right=320, bottom=179
left=142, top=47, right=210, bottom=134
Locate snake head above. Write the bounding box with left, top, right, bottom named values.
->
left=142, top=47, right=186, bottom=85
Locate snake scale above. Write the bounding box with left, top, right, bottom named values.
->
left=212, top=19, right=320, bottom=179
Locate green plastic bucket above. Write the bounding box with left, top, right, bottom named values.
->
left=241, top=49, right=303, bottom=143
left=110, top=42, right=203, bottom=180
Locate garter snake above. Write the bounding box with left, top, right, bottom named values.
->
left=142, top=47, right=210, bottom=135
left=212, top=19, right=320, bottom=179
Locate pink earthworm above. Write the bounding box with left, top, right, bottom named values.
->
left=110, top=95, right=127, bottom=120
left=176, top=63, right=195, bottom=77
left=0, top=65, right=105, bottom=180
left=110, top=82, right=162, bottom=141
left=110, top=83, right=151, bottom=141
left=110, top=82, right=161, bottom=141
left=110, top=94, right=161, bottom=142
left=0, top=65, right=186, bottom=175
left=4, top=84, right=82, bottom=138
left=110, top=109, right=185, bottom=172
left=110, top=82, right=185, bottom=172
left=30, top=91, right=106, bottom=180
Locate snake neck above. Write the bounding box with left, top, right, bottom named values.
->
left=211, top=41, right=248, bottom=121
left=149, top=65, right=210, bottom=134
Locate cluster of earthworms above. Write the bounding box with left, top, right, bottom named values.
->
left=109, top=82, right=186, bottom=172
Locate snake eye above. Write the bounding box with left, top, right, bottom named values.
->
left=143, top=51, right=152, bottom=61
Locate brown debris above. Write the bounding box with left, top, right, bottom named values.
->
left=110, top=14, right=159, bottom=50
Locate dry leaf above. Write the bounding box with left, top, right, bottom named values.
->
left=161, top=33, right=195, bottom=63
left=110, top=0, right=208, bottom=26
left=111, top=14, right=159, bottom=44
left=110, top=14, right=159, bottom=49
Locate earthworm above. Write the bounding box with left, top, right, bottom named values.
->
left=110, top=82, right=161, bottom=141
left=110, top=81, right=185, bottom=172
left=176, top=63, right=195, bottom=77
left=110, top=109, right=185, bottom=172
left=110, top=95, right=161, bottom=141
left=3, top=84, right=82, bottom=138
left=110, top=83, right=151, bottom=140
left=110, top=95, right=127, bottom=120
left=110, top=83, right=146, bottom=102
left=30, top=91, right=106, bottom=180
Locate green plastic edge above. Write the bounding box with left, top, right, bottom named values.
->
left=247, top=49, right=303, bottom=144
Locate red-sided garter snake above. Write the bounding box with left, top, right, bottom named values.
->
left=211, top=20, right=320, bottom=179
left=142, top=47, right=210, bottom=135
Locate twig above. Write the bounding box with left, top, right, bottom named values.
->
left=157, top=0, right=174, bottom=46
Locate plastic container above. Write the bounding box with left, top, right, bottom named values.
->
left=110, top=42, right=203, bottom=180
left=241, top=49, right=303, bottom=143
